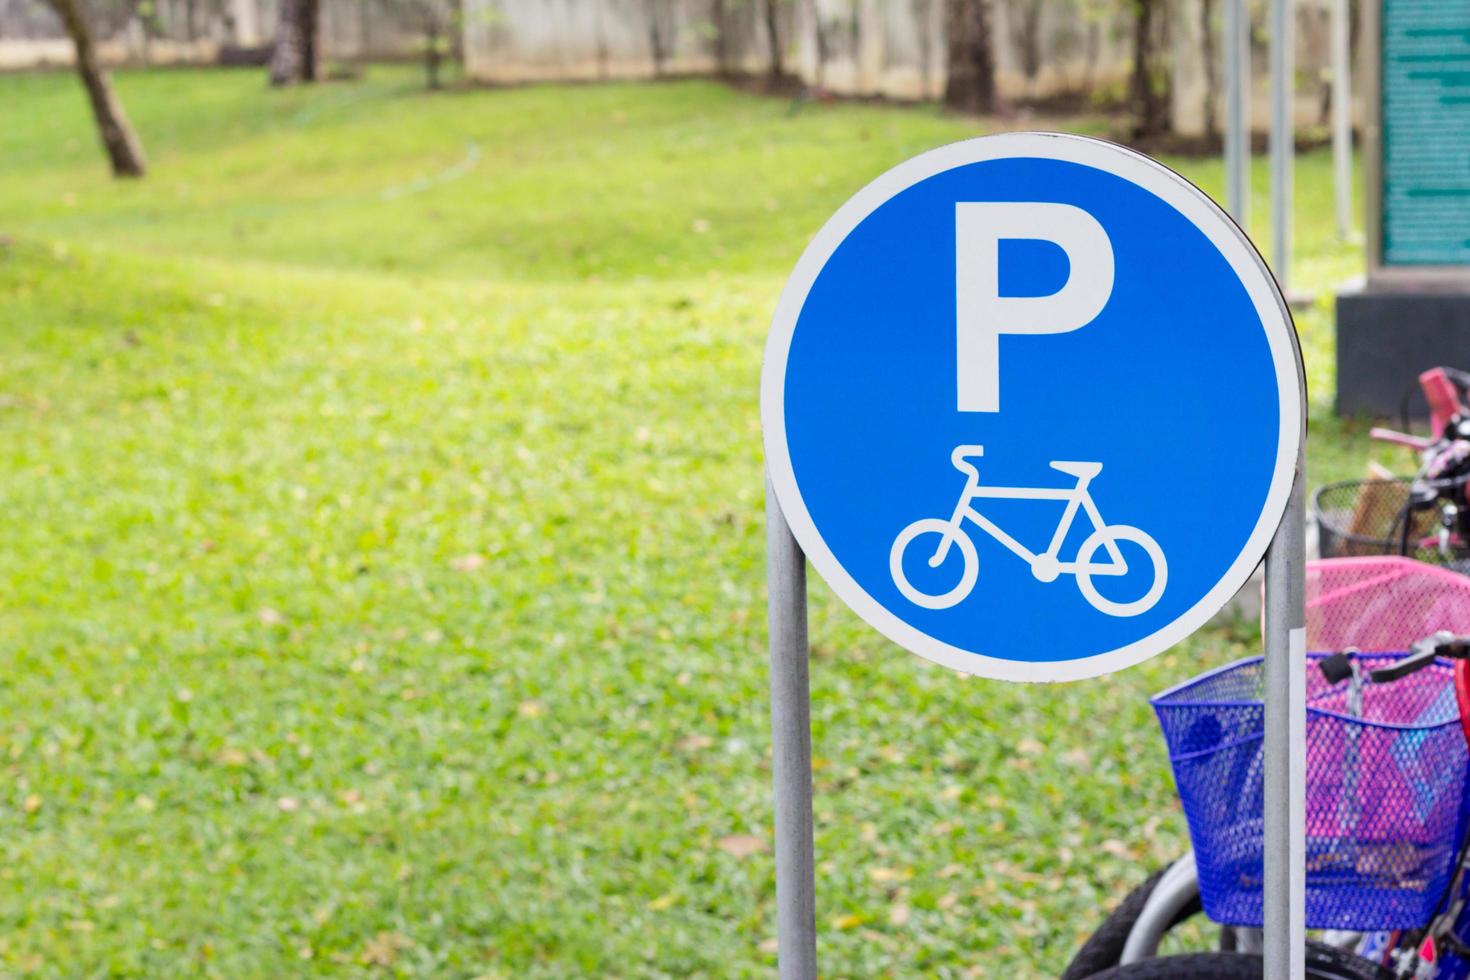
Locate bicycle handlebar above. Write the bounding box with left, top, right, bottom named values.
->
left=1370, top=632, right=1470, bottom=684
left=1316, top=633, right=1470, bottom=686
left=1370, top=427, right=1435, bottom=450
left=1367, top=645, right=1446, bottom=683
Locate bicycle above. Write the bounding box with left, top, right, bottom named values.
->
left=888, top=444, right=1168, bottom=617
left=1064, top=557, right=1470, bottom=980
left=1318, top=368, right=1470, bottom=568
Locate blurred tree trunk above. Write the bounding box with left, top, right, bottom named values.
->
left=269, top=0, right=302, bottom=83
left=44, top=0, right=147, bottom=177
left=1201, top=0, right=1218, bottom=137
left=806, top=0, right=827, bottom=87
left=943, top=0, right=997, bottom=114
left=1130, top=0, right=1169, bottom=137
left=645, top=0, right=669, bottom=76
left=912, top=0, right=935, bottom=100
left=269, top=0, right=318, bottom=85
left=300, top=0, right=319, bottom=79
left=763, top=0, right=784, bottom=82
left=1012, top=0, right=1045, bottom=93
left=448, top=0, right=463, bottom=64
left=711, top=0, right=730, bottom=75
left=424, top=10, right=442, bottom=89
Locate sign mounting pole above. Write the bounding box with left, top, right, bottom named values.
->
left=1263, top=453, right=1307, bottom=980
left=1268, top=0, right=1307, bottom=962
left=1331, top=0, right=1353, bottom=240
left=766, top=478, right=818, bottom=980
left=1225, top=0, right=1250, bottom=225
left=1271, top=0, right=1295, bottom=294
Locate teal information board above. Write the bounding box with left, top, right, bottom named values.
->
left=1383, top=0, right=1470, bottom=266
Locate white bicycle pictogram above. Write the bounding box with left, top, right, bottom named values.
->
left=889, top=445, right=1168, bottom=617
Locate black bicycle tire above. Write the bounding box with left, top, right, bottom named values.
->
left=1060, top=866, right=1204, bottom=979
left=1082, top=943, right=1394, bottom=980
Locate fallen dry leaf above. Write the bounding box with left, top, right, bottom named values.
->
left=676, top=734, right=713, bottom=753
left=359, top=931, right=413, bottom=967
left=517, top=700, right=545, bottom=719
left=450, top=553, right=486, bottom=572
left=716, top=834, right=767, bottom=858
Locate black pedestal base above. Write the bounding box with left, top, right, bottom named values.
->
left=1336, top=289, right=1470, bottom=418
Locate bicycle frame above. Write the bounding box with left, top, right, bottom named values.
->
left=932, top=472, right=1128, bottom=578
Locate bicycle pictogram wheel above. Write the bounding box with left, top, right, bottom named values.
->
left=1075, top=525, right=1168, bottom=617
left=889, top=519, right=979, bottom=610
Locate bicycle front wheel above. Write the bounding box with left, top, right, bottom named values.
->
left=1083, top=944, right=1392, bottom=980
left=1060, top=863, right=1204, bottom=979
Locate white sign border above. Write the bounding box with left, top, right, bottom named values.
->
left=761, top=132, right=1304, bottom=683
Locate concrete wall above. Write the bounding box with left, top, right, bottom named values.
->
left=461, top=0, right=1349, bottom=135
left=0, top=0, right=424, bottom=67
left=463, top=0, right=1130, bottom=97
left=0, top=36, right=217, bottom=69
left=1, top=0, right=1349, bottom=135
left=463, top=0, right=788, bottom=82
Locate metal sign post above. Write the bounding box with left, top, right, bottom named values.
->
left=762, top=133, right=1306, bottom=976
left=1271, top=0, right=1295, bottom=295
left=1263, top=453, right=1307, bottom=980
left=765, top=480, right=817, bottom=980
left=1265, top=11, right=1308, bottom=970
left=1331, top=0, right=1354, bottom=240
left=1225, top=0, right=1251, bottom=225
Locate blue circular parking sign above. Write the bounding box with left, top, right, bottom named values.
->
left=762, top=134, right=1303, bottom=682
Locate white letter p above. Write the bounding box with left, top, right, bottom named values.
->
left=955, top=202, right=1114, bottom=413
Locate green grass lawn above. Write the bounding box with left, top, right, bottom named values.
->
left=0, top=66, right=1402, bottom=977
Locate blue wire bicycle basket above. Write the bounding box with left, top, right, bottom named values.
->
left=1153, top=653, right=1470, bottom=931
